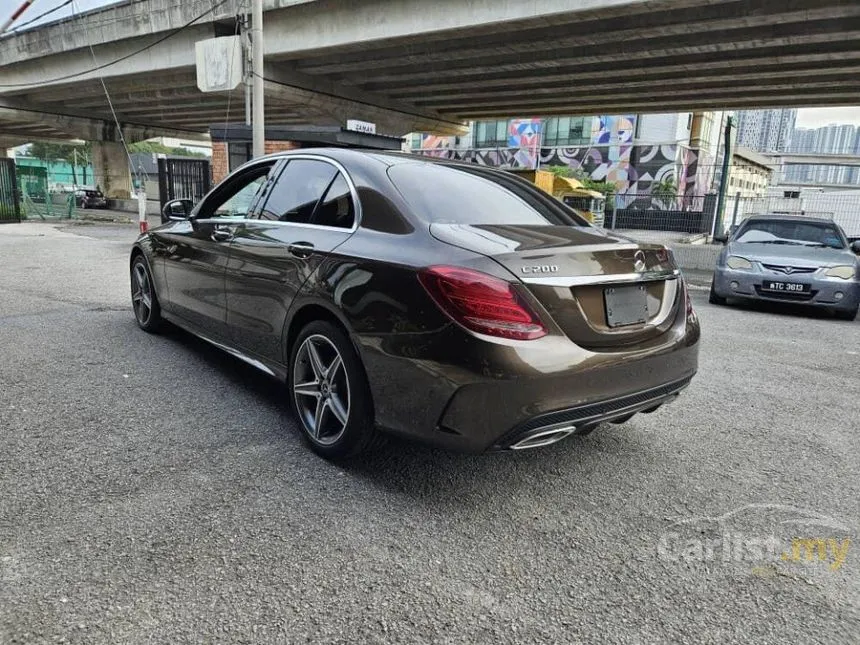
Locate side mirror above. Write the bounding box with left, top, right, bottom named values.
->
left=713, top=233, right=728, bottom=245
left=851, top=240, right=860, bottom=255
left=162, top=198, right=193, bottom=223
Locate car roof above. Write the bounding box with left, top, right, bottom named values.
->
left=742, top=214, right=841, bottom=226
left=257, top=146, right=507, bottom=173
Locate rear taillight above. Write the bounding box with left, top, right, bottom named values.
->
left=682, top=278, right=694, bottom=317
left=418, top=266, right=547, bottom=340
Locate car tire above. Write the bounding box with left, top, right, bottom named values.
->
left=131, top=255, right=163, bottom=333
left=708, top=280, right=727, bottom=306
left=834, top=306, right=858, bottom=321
left=288, top=320, right=379, bottom=459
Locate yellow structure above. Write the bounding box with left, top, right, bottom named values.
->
left=512, top=169, right=606, bottom=226
left=728, top=147, right=774, bottom=198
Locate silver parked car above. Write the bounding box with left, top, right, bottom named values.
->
left=711, top=215, right=860, bottom=320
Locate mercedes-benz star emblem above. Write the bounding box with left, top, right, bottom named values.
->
left=633, top=250, right=647, bottom=272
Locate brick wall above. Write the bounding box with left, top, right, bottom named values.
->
left=211, top=142, right=229, bottom=184
left=264, top=141, right=299, bottom=155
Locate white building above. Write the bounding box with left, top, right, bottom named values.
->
left=784, top=123, right=860, bottom=186
left=735, top=109, right=797, bottom=152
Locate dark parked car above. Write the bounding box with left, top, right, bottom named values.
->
left=131, top=149, right=699, bottom=458
left=75, top=188, right=107, bottom=209
left=712, top=215, right=860, bottom=320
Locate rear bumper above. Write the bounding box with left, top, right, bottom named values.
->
left=492, top=376, right=692, bottom=450
left=713, top=266, right=859, bottom=312
left=358, top=303, right=699, bottom=454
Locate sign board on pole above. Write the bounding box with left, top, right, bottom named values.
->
left=347, top=119, right=377, bottom=135
left=196, top=36, right=243, bottom=93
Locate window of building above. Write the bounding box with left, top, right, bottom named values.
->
left=228, top=142, right=252, bottom=172
left=543, top=117, right=591, bottom=147
left=410, top=133, right=423, bottom=149
left=474, top=120, right=509, bottom=148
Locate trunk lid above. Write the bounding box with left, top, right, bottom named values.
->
left=429, top=223, right=682, bottom=348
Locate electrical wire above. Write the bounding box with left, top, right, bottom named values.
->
left=0, top=0, right=233, bottom=88
left=71, top=0, right=143, bottom=191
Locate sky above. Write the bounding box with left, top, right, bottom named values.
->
left=7, top=0, right=860, bottom=130
left=796, top=107, right=860, bottom=129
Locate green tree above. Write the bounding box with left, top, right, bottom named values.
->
left=26, top=141, right=91, bottom=163
left=128, top=141, right=206, bottom=158
left=25, top=141, right=92, bottom=186
left=650, top=178, right=679, bottom=208
left=547, top=165, right=615, bottom=200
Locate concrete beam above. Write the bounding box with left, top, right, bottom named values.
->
left=461, top=95, right=860, bottom=119
left=260, top=0, right=697, bottom=59
left=0, top=100, right=209, bottom=142
left=318, top=21, right=860, bottom=85
left=384, top=59, right=860, bottom=100
left=436, top=86, right=860, bottom=114
left=0, top=0, right=313, bottom=67
left=71, top=88, right=243, bottom=110
left=295, top=3, right=860, bottom=75
left=413, top=78, right=860, bottom=111
left=18, top=74, right=198, bottom=104
left=262, top=63, right=466, bottom=135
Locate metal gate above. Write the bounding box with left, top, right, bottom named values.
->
left=157, top=157, right=211, bottom=210
left=0, top=159, right=21, bottom=224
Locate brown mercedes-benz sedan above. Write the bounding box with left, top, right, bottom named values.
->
left=130, top=149, right=699, bottom=458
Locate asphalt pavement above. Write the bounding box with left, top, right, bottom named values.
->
left=0, top=221, right=858, bottom=644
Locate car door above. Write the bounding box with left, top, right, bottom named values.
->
left=155, top=161, right=275, bottom=338
left=224, top=157, right=359, bottom=363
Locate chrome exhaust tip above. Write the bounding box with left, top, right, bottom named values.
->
left=509, top=425, right=576, bottom=450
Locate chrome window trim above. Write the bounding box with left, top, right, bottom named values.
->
left=191, top=157, right=281, bottom=219
left=253, top=154, right=362, bottom=233
left=521, top=268, right=681, bottom=287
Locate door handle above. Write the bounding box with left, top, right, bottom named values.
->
left=288, top=242, right=315, bottom=258
left=211, top=228, right=233, bottom=242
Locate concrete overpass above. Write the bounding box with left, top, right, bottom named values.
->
left=766, top=152, right=860, bottom=167
left=1, top=0, right=860, bottom=194
left=2, top=0, right=860, bottom=142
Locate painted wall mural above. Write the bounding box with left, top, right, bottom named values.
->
left=419, top=134, right=456, bottom=149
left=507, top=118, right=542, bottom=168
left=591, top=115, right=636, bottom=145
left=416, top=144, right=702, bottom=195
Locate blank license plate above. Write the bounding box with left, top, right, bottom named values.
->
left=761, top=281, right=810, bottom=293
left=605, top=285, right=648, bottom=327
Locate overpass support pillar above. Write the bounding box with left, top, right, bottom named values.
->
left=91, top=141, right=132, bottom=199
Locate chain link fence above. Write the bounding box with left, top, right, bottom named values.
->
left=722, top=192, right=860, bottom=237
left=606, top=191, right=860, bottom=239
left=606, top=193, right=717, bottom=236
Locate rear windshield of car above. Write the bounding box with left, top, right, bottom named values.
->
left=735, top=219, right=845, bottom=249
left=387, top=162, right=587, bottom=226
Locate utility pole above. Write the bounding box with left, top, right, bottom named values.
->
left=0, top=0, right=35, bottom=35
left=713, top=115, right=734, bottom=237
left=251, top=0, right=265, bottom=158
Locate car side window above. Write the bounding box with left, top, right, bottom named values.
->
left=258, top=159, right=337, bottom=223
left=311, top=173, right=355, bottom=229
left=197, top=165, right=273, bottom=220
